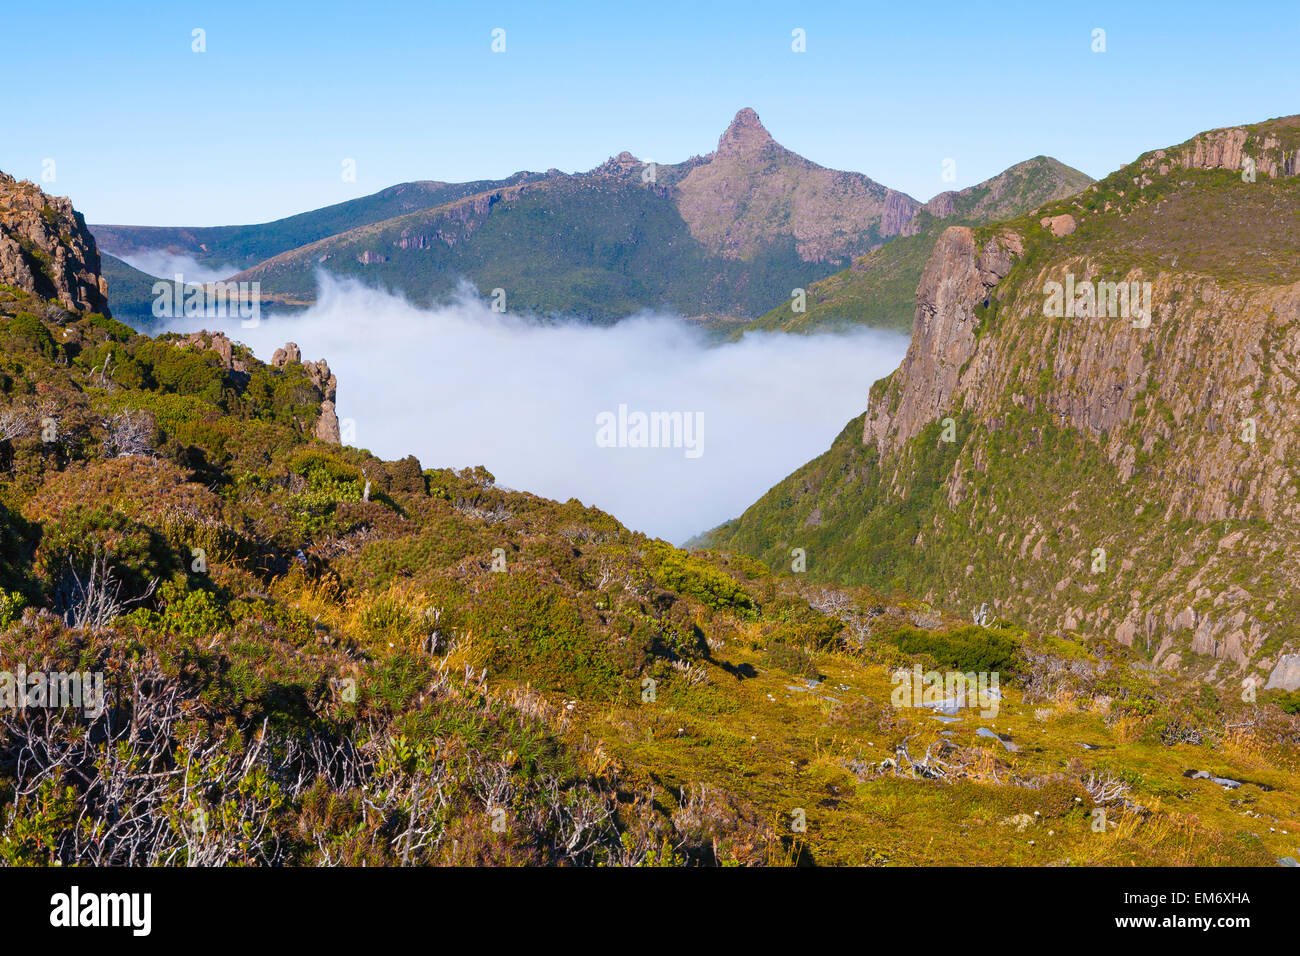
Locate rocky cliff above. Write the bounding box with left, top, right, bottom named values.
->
left=706, top=116, right=1300, bottom=691
left=0, top=172, right=342, bottom=449
left=0, top=171, right=110, bottom=313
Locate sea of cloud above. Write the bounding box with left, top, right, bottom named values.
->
left=162, top=275, right=907, bottom=544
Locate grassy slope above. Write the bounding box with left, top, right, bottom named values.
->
left=1, top=283, right=1297, bottom=865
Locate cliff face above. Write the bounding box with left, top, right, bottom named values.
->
left=870, top=118, right=1300, bottom=686
left=863, top=226, right=1021, bottom=455
left=0, top=172, right=110, bottom=313
left=710, top=116, right=1300, bottom=691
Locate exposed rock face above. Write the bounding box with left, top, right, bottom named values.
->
left=272, top=342, right=302, bottom=367
left=314, top=400, right=341, bottom=444
left=179, top=331, right=248, bottom=372
left=1142, top=118, right=1300, bottom=179
left=923, top=192, right=957, bottom=219
left=864, top=227, right=1021, bottom=454
left=304, top=358, right=337, bottom=403
left=0, top=171, right=110, bottom=313
left=848, top=118, right=1300, bottom=686
left=716, top=107, right=775, bottom=156
left=1265, top=655, right=1300, bottom=691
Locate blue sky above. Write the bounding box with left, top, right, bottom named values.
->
left=3, top=0, right=1297, bottom=226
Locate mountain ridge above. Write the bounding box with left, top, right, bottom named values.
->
left=91, top=109, right=933, bottom=323
left=739, top=155, right=1094, bottom=335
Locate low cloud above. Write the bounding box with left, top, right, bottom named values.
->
left=119, top=251, right=238, bottom=285
left=163, top=275, right=906, bottom=544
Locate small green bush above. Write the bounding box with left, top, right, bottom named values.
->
left=7, top=312, right=57, bottom=359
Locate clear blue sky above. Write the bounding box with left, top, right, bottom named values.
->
left=4, top=0, right=1297, bottom=226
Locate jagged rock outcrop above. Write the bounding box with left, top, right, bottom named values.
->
left=179, top=331, right=249, bottom=372
left=0, top=171, right=110, bottom=313
left=304, top=358, right=337, bottom=403
left=272, top=342, right=302, bottom=367
left=314, top=400, right=341, bottom=444
left=271, top=342, right=340, bottom=444
left=591, top=151, right=645, bottom=178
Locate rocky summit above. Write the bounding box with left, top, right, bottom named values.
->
left=0, top=172, right=109, bottom=314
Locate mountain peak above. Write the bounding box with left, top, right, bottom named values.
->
left=717, top=108, right=775, bottom=154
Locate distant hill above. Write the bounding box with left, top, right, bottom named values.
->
left=740, top=156, right=1094, bottom=335
left=90, top=173, right=557, bottom=275
left=98, top=253, right=165, bottom=326
left=94, top=109, right=927, bottom=323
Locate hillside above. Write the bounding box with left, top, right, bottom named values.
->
left=90, top=173, right=559, bottom=276
left=98, top=253, right=168, bottom=326
left=701, top=115, right=1300, bottom=695
left=741, top=157, right=1094, bottom=335
left=98, top=110, right=925, bottom=323
left=3, top=172, right=1300, bottom=867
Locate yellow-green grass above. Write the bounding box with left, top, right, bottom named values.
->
left=558, top=641, right=1299, bottom=866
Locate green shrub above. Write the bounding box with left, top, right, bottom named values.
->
left=649, top=544, right=756, bottom=617
left=888, top=623, right=1021, bottom=675
left=1273, top=690, right=1300, bottom=716
left=83, top=312, right=136, bottom=342
left=163, top=588, right=231, bottom=640
left=7, top=312, right=57, bottom=359
left=0, top=589, right=26, bottom=628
